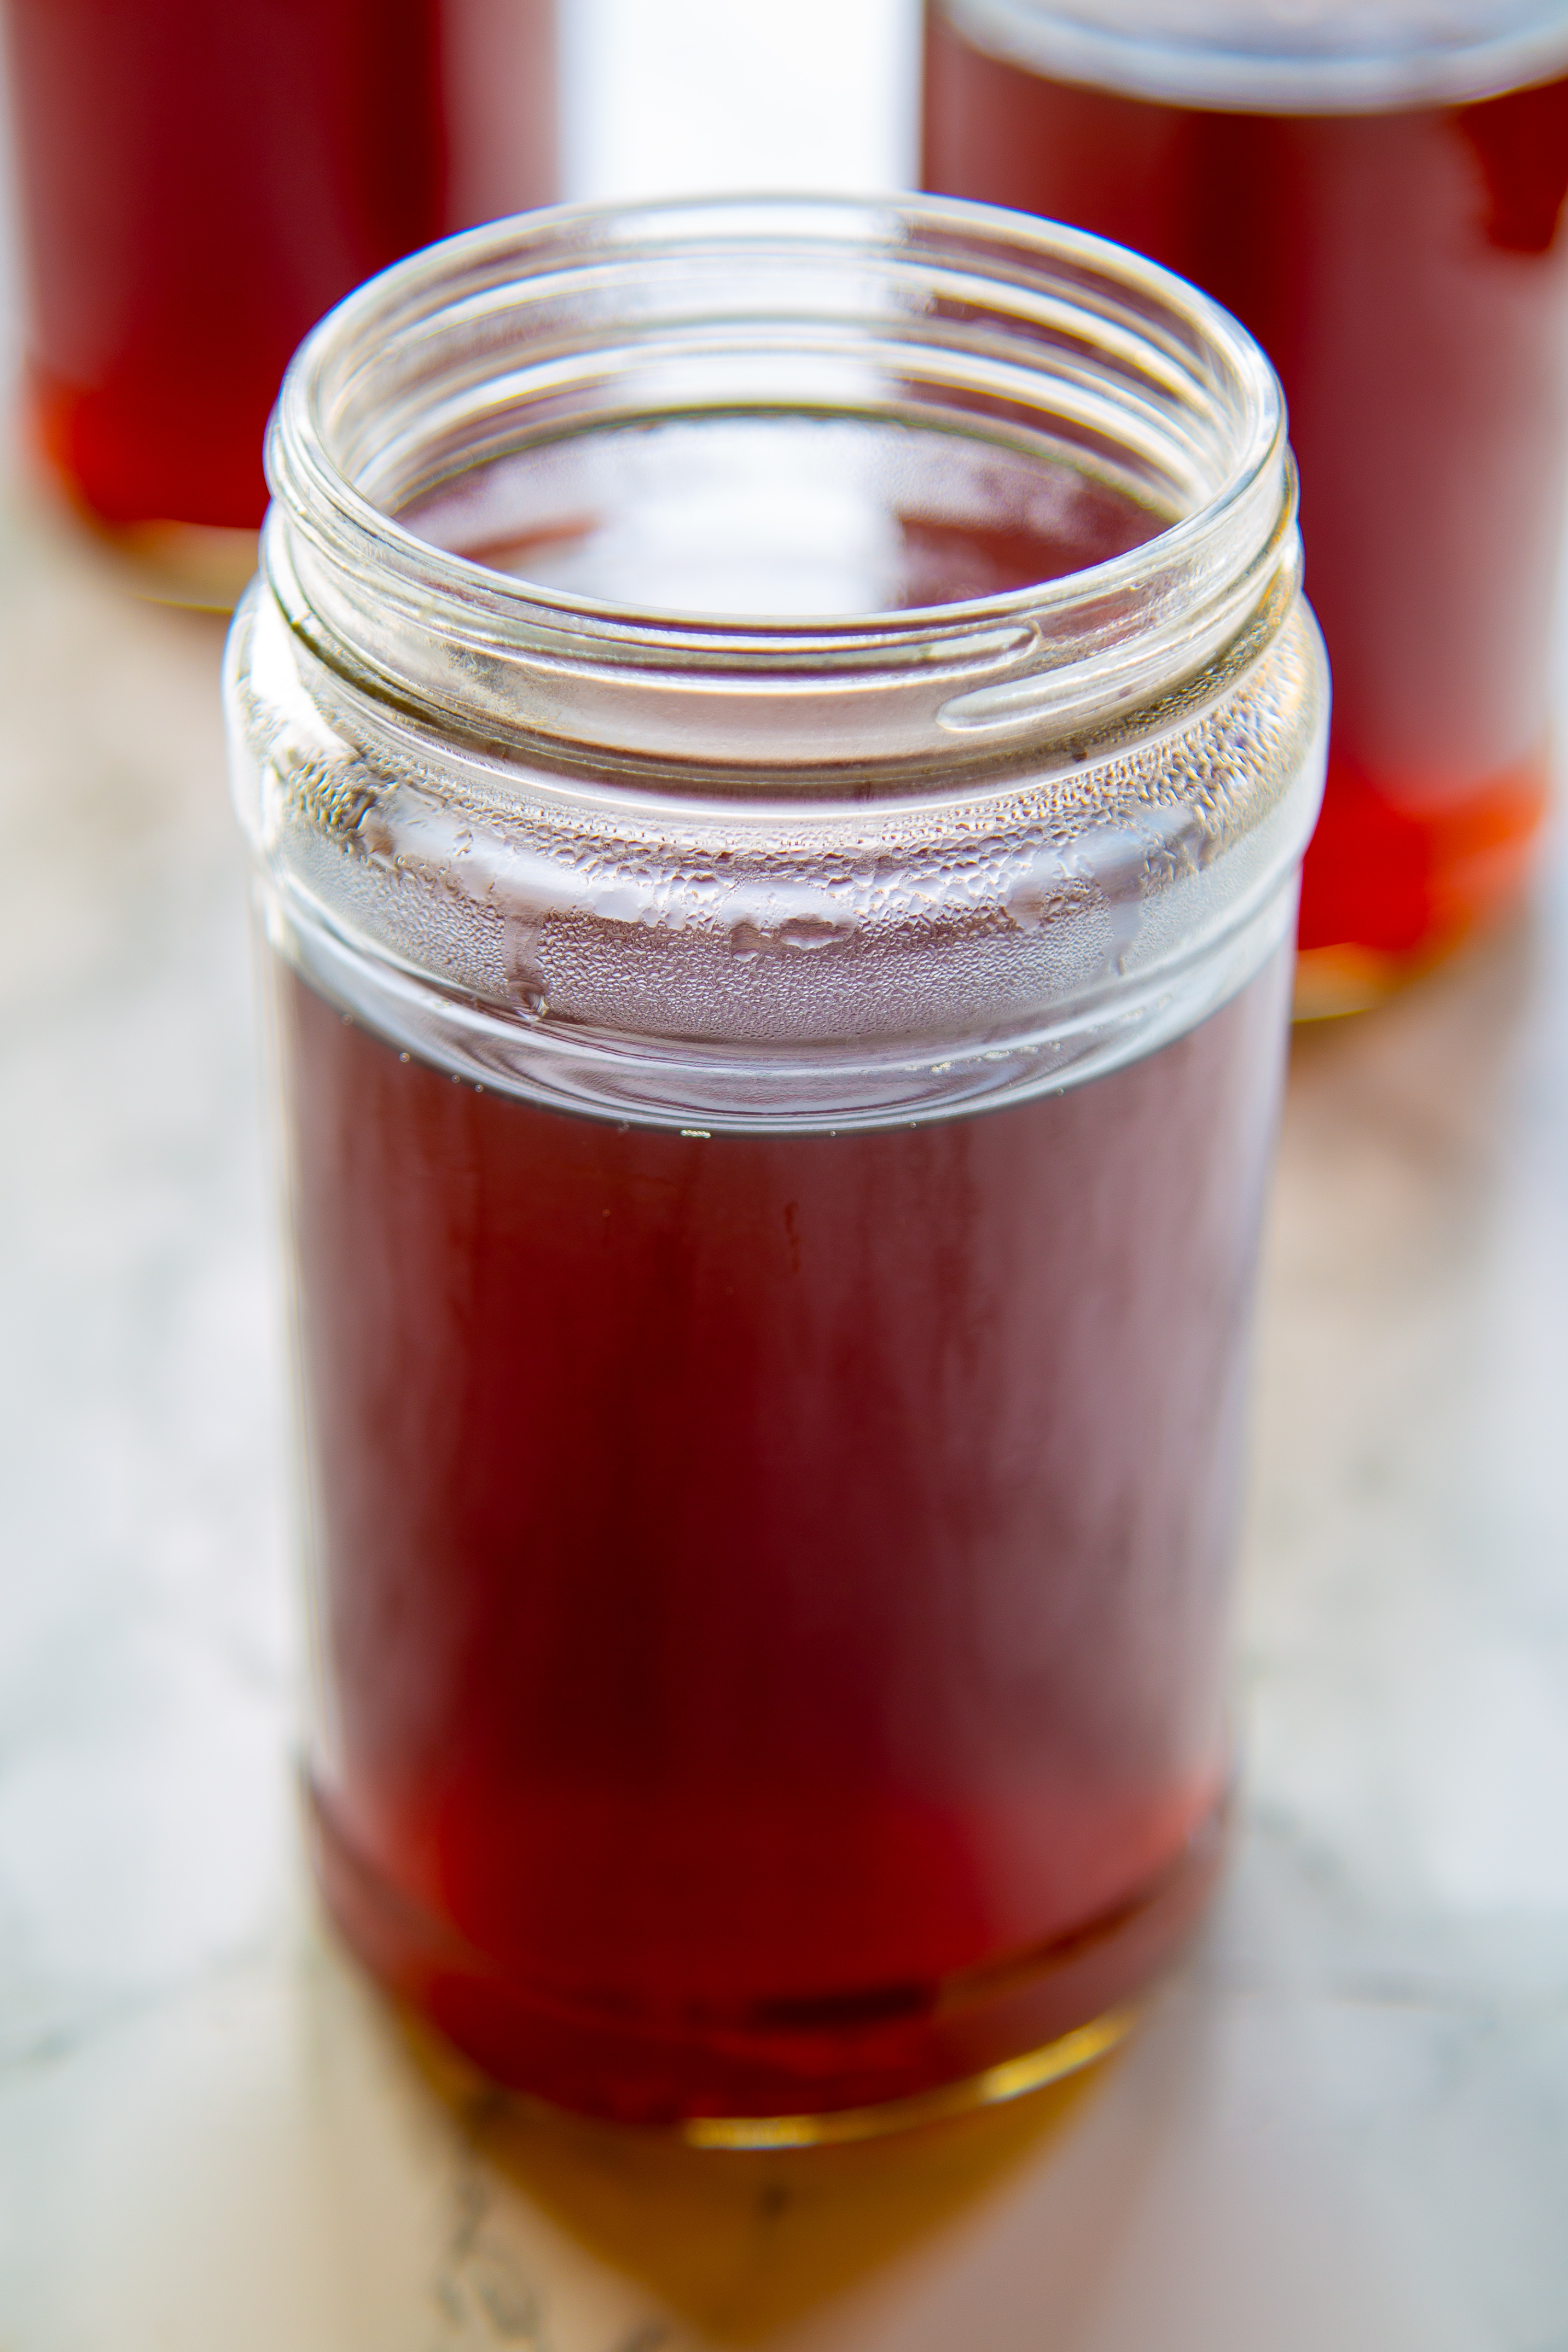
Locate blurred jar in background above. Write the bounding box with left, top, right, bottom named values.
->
left=1, top=0, right=556, bottom=603
left=924, top=1, right=1568, bottom=1013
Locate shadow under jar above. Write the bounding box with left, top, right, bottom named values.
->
left=924, top=0, right=1568, bottom=1014
left=225, top=196, right=1327, bottom=2136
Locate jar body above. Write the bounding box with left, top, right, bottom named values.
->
left=227, top=198, right=1325, bottom=2127
left=924, top=2, right=1568, bottom=1010
left=0, top=0, right=555, bottom=588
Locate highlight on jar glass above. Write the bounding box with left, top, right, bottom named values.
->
left=225, top=195, right=1327, bottom=2137
left=924, top=0, right=1568, bottom=1015
left=0, top=0, right=556, bottom=607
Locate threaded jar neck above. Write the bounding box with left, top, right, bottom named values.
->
left=264, top=194, right=1291, bottom=789
left=231, top=195, right=1325, bottom=1130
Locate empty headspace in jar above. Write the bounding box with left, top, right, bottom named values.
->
left=399, top=412, right=1170, bottom=619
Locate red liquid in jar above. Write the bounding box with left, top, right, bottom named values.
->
left=286, top=967, right=1282, bottom=2124
left=278, top=465, right=1290, bottom=2124
left=923, top=11, right=1568, bottom=990
left=2, top=0, right=555, bottom=533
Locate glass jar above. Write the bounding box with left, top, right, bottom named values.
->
left=924, top=0, right=1568, bottom=1014
left=0, top=0, right=556, bottom=604
left=225, top=195, right=1326, bottom=2135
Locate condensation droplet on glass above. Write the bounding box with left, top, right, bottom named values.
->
left=503, top=912, right=550, bottom=1019
left=1007, top=882, right=1056, bottom=932
left=779, top=914, right=851, bottom=952
left=730, top=913, right=851, bottom=961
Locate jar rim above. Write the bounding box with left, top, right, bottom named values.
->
left=933, top=0, right=1568, bottom=112
left=263, top=193, right=1290, bottom=778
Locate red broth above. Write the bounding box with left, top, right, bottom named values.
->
left=924, top=12, right=1568, bottom=995
left=284, top=959, right=1284, bottom=2124
left=3, top=0, right=555, bottom=533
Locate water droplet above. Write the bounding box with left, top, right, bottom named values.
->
left=355, top=807, right=396, bottom=865
left=728, top=912, right=851, bottom=961
left=778, top=914, right=850, bottom=952
left=509, top=974, right=548, bottom=1018
left=1007, top=854, right=1075, bottom=933
left=502, top=913, right=549, bottom=1019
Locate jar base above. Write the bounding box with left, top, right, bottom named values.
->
left=83, top=515, right=259, bottom=612
left=1293, top=939, right=1419, bottom=1020
left=669, top=2006, right=1135, bottom=2148
left=18, top=438, right=257, bottom=608
left=1294, top=742, right=1550, bottom=1020
left=398, top=1981, right=1135, bottom=2148
left=305, top=1781, right=1224, bottom=2134
left=1293, top=901, right=1531, bottom=1021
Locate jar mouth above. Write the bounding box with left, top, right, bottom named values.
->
left=938, top=0, right=1568, bottom=111
left=265, top=193, right=1290, bottom=781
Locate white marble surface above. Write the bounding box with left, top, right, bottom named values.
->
left=3, top=4, right=1568, bottom=2345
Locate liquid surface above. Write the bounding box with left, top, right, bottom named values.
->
left=924, top=10, right=1568, bottom=969
left=3, top=0, right=555, bottom=532
left=404, top=415, right=1166, bottom=617
left=283, top=959, right=1286, bottom=2122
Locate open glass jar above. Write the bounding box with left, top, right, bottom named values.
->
left=225, top=195, right=1326, bottom=2136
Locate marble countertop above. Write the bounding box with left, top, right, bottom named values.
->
left=2, top=8, right=1567, bottom=2344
